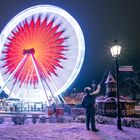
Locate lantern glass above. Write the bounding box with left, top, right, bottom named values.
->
left=110, top=45, right=121, bottom=57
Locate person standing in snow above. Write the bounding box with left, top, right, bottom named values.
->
left=81, top=84, right=101, bottom=132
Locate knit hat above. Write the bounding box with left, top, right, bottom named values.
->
left=84, top=87, right=91, bottom=93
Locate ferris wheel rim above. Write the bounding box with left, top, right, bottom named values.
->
left=0, top=5, right=85, bottom=101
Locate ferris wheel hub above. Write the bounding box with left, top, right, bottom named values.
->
left=23, top=48, right=35, bottom=55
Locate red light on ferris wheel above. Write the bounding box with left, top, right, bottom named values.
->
left=0, top=5, right=85, bottom=104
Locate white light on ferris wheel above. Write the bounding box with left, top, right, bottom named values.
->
left=0, top=5, right=85, bottom=104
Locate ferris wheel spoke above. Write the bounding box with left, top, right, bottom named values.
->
left=1, top=55, right=27, bottom=67
left=0, top=55, right=27, bottom=94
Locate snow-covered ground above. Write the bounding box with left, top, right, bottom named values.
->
left=0, top=119, right=140, bottom=140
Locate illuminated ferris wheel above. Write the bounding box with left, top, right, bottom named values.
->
left=0, top=5, right=85, bottom=105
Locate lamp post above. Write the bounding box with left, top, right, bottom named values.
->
left=110, top=40, right=122, bottom=130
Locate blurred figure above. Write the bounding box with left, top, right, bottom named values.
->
left=81, top=85, right=101, bottom=132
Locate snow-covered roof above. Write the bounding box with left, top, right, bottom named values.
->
left=105, top=73, right=116, bottom=83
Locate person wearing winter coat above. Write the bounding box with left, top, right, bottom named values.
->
left=81, top=84, right=101, bottom=132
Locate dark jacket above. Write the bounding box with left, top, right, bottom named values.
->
left=81, top=94, right=96, bottom=112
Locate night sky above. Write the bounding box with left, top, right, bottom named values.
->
left=0, top=0, right=140, bottom=91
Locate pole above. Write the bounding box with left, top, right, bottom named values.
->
left=115, top=56, right=122, bottom=130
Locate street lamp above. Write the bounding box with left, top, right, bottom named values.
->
left=110, top=40, right=122, bottom=130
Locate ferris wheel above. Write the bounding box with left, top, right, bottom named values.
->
left=0, top=5, right=85, bottom=105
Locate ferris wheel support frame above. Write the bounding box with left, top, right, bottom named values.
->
left=36, top=60, right=61, bottom=104
left=31, top=54, right=51, bottom=106
left=8, top=57, right=29, bottom=98
left=0, top=55, right=27, bottom=94
left=32, top=55, right=59, bottom=104
left=0, top=51, right=62, bottom=105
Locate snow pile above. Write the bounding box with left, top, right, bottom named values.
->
left=97, top=124, right=140, bottom=140
left=0, top=120, right=140, bottom=140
